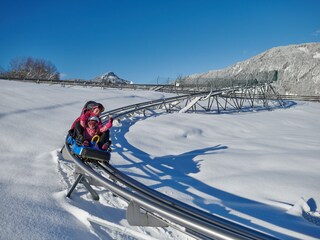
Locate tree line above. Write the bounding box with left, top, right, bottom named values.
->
left=0, top=57, right=60, bottom=80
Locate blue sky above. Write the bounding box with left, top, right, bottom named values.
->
left=1, top=0, right=319, bottom=84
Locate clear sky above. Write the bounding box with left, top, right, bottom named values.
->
left=1, top=0, right=319, bottom=84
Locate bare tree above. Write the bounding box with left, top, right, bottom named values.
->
left=7, top=57, right=60, bottom=80
left=0, top=65, right=4, bottom=77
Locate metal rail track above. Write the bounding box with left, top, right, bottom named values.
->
left=61, top=89, right=286, bottom=240
left=3, top=78, right=319, bottom=102
left=99, top=90, right=223, bottom=119
left=64, top=138, right=277, bottom=240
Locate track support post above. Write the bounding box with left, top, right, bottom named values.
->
left=66, top=173, right=99, bottom=201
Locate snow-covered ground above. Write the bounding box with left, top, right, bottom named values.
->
left=0, top=80, right=319, bottom=240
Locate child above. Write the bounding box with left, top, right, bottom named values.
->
left=82, top=116, right=113, bottom=150
left=69, top=102, right=113, bottom=148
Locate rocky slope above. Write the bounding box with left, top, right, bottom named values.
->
left=183, top=42, right=320, bottom=95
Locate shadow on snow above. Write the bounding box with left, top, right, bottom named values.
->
left=110, top=111, right=318, bottom=240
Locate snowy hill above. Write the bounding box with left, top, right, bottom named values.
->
left=183, top=42, right=320, bottom=95
left=92, top=72, right=132, bottom=84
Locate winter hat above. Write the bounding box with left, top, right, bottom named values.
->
left=88, top=116, right=99, bottom=122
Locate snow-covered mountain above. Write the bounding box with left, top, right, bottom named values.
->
left=92, top=72, right=132, bottom=84
left=182, top=42, right=320, bottom=95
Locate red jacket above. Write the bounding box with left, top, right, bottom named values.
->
left=83, top=122, right=111, bottom=140
left=71, top=110, right=102, bottom=129
left=70, top=110, right=113, bottom=141
left=83, top=125, right=101, bottom=141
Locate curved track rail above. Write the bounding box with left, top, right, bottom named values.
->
left=64, top=142, right=277, bottom=240
left=61, top=88, right=288, bottom=239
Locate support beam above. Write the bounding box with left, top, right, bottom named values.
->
left=66, top=173, right=99, bottom=201
left=66, top=174, right=84, bottom=198
left=179, top=96, right=202, bottom=113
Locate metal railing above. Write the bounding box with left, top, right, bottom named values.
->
left=2, top=77, right=320, bottom=101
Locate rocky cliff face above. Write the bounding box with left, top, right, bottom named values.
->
left=183, top=42, right=320, bottom=95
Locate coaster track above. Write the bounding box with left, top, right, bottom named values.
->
left=2, top=77, right=320, bottom=102
left=61, top=85, right=289, bottom=240
left=63, top=142, right=277, bottom=240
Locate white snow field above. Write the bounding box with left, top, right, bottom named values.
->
left=0, top=80, right=319, bottom=240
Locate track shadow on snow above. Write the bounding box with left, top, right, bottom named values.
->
left=110, top=113, right=318, bottom=240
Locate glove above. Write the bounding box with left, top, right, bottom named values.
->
left=82, top=140, right=89, bottom=146
left=76, top=135, right=84, bottom=146
left=105, top=117, right=113, bottom=129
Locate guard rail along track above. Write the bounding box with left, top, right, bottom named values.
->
left=2, top=77, right=320, bottom=102
left=61, top=86, right=289, bottom=240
